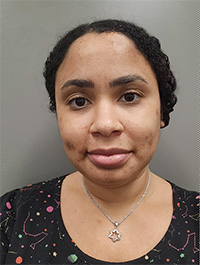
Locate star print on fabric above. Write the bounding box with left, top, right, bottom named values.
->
left=108, top=228, right=121, bottom=242
left=0, top=176, right=199, bottom=264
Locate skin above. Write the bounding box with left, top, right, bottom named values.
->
left=55, top=32, right=172, bottom=262
left=56, top=32, right=164, bottom=191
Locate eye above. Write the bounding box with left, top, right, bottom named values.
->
left=68, top=97, right=90, bottom=108
left=120, top=92, right=140, bottom=103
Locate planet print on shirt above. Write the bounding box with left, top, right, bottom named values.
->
left=0, top=176, right=199, bottom=264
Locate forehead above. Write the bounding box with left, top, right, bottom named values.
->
left=56, top=32, right=157, bottom=89
left=70, top=32, right=135, bottom=53
left=64, top=32, right=141, bottom=62
left=57, top=32, right=151, bottom=74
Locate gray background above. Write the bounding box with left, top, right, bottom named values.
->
left=1, top=0, right=199, bottom=194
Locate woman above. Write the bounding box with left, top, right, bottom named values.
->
left=0, top=19, right=199, bottom=264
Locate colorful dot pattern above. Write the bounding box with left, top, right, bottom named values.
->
left=0, top=176, right=199, bottom=264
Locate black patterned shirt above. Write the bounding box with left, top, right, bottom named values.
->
left=0, top=176, right=199, bottom=264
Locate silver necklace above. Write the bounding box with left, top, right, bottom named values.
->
left=82, top=172, right=151, bottom=243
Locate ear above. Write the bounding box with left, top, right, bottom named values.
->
left=160, top=120, right=165, bottom=128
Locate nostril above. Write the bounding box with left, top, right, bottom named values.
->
left=112, top=130, right=122, bottom=136
left=90, top=120, right=124, bottom=137
left=91, top=130, right=122, bottom=137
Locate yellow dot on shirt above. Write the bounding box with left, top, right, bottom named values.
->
left=53, top=252, right=57, bottom=257
left=145, top=255, right=149, bottom=260
left=36, top=212, right=40, bottom=216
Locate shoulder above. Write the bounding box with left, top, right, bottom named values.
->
left=170, top=182, right=199, bottom=207
left=0, top=175, right=66, bottom=239
left=0, top=175, right=67, bottom=263
left=169, top=181, right=199, bottom=231
left=1, top=175, right=66, bottom=211
left=165, top=182, right=199, bottom=261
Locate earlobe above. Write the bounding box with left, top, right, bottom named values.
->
left=160, top=120, right=165, bottom=128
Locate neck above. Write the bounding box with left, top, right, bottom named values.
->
left=82, top=168, right=151, bottom=207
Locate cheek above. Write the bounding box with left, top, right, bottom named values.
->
left=144, top=118, right=161, bottom=145
left=58, top=115, right=88, bottom=153
left=145, top=129, right=160, bottom=149
left=128, top=109, right=161, bottom=150
left=131, top=126, right=160, bottom=166
left=136, top=128, right=160, bottom=148
left=64, top=140, right=75, bottom=151
left=59, top=128, right=75, bottom=151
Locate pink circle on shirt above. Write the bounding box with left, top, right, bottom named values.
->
left=6, top=202, right=12, bottom=209
left=46, top=206, right=54, bottom=213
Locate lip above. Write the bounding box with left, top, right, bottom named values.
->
left=87, top=148, right=131, bottom=169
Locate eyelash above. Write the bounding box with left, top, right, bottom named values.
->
left=67, top=92, right=140, bottom=109
left=119, top=92, right=140, bottom=103
left=68, top=97, right=90, bottom=108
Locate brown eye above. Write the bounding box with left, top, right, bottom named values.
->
left=68, top=97, right=90, bottom=109
left=120, top=92, right=139, bottom=102
left=74, top=98, right=86, bottom=106
left=124, top=93, right=136, bottom=101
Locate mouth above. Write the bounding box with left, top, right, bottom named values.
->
left=87, top=148, right=132, bottom=169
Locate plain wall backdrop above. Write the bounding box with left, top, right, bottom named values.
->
left=1, top=0, right=199, bottom=194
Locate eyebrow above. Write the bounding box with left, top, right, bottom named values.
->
left=61, top=74, right=148, bottom=90
left=61, top=79, right=94, bottom=90
left=109, top=75, right=148, bottom=87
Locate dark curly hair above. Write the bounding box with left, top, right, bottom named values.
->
left=43, top=19, right=177, bottom=127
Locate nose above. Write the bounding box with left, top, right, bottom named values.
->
left=89, top=101, right=124, bottom=137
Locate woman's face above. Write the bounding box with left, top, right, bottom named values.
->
left=55, top=32, right=164, bottom=186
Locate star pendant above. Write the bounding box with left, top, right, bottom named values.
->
left=108, top=227, right=121, bottom=243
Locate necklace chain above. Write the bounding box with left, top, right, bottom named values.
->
left=82, top=171, right=151, bottom=242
